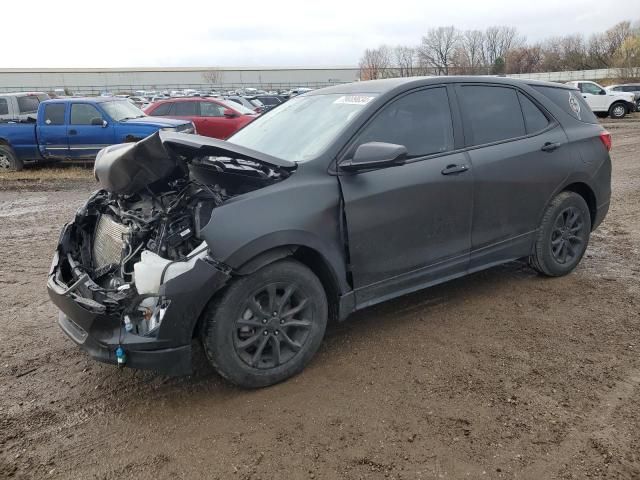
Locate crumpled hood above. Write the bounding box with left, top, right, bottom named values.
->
left=94, top=131, right=295, bottom=195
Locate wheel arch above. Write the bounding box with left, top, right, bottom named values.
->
left=235, top=244, right=344, bottom=324
left=562, top=182, right=597, bottom=229
left=609, top=100, right=628, bottom=115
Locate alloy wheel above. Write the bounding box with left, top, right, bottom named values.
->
left=550, top=207, right=585, bottom=264
left=233, top=282, right=313, bottom=369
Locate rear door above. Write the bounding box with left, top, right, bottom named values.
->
left=67, top=102, right=115, bottom=159
left=172, top=101, right=198, bottom=123
left=455, top=83, right=571, bottom=269
left=338, top=86, right=473, bottom=306
left=37, top=103, right=69, bottom=159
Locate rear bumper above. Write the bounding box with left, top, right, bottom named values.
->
left=48, top=226, right=230, bottom=375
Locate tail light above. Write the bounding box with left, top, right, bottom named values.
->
left=599, top=131, right=612, bottom=151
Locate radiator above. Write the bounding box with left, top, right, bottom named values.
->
left=92, top=215, right=129, bottom=269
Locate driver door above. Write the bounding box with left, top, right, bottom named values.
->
left=67, top=103, right=114, bottom=159
left=579, top=82, right=607, bottom=110
left=338, top=86, right=473, bottom=307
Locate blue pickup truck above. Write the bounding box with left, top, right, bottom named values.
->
left=0, top=97, right=194, bottom=171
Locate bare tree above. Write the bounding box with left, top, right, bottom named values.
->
left=614, top=35, right=640, bottom=79
left=418, top=26, right=459, bottom=75
left=359, top=45, right=393, bottom=80
left=458, top=29, right=486, bottom=73
left=202, top=68, right=222, bottom=87
left=606, top=21, right=633, bottom=56
left=505, top=44, right=543, bottom=73
left=483, top=26, right=522, bottom=66
left=394, top=45, right=417, bottom=77
left=356, top=18, right=639, bottom=78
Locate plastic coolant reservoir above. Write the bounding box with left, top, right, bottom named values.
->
left=133, top=243, right=208, bottom=295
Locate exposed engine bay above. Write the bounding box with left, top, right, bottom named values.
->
left=53, top=131, right=294, bottom=337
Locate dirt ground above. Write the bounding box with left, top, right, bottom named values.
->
left=0, top=119, right=639, bottom=480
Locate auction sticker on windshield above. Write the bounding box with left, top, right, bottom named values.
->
left=334, top=95, right=375, bottom=105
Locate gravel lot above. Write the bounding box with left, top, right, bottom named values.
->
left=0, top=119, right=638, bottom=480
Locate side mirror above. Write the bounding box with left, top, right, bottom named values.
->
left=599, top=90, right=606, bottom=95
left=91, top=117, right=107, bottom=127
left=340, top=142, right=408, bottom=172
left=223, top=108, right=237, bottom=118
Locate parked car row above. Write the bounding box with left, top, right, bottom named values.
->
left=0, top=78, right=636, bottom=171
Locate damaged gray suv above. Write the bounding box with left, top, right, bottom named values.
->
left=48, top=77, right=611, bottom=388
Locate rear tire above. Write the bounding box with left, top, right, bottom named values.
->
left=0, top=144, right=24, bottom=171
left=530, top=192, right=591, bottom=277
left=201, top=259, right=328, bottom=388
left=609, top=102, right=627, bottom=119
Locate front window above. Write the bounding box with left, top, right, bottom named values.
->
left=229, top=93, right=377, bottom=162
left=581, top=83, right=604, bottom=95
left=71, top=104, right=103, bottom=125
left=101, top=100, right=145, bottom=121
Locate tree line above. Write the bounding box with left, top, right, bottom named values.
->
left=359, top=20, right=640, bottom=80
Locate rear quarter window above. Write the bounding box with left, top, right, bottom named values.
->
left=532, top=86, right=599, bottom=124
left=518, top=92, right=549, bottom=134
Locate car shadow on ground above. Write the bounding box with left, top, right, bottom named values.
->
left=107, top=258, right=540, bottom=400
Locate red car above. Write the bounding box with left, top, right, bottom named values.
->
left=144, top=97, right=257, bottom=139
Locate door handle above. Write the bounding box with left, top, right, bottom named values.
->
left=441, top=164, right=469, bottom=175
left=68, top=129, right=77, bottom=135
left=541, top=142, right=561, bottom=152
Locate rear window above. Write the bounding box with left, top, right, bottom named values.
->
left=43, top=104, right=65, bottom=125
left=532, top=86, right=599, bottom=124
left=458, top=85, right=526, bottom=145
left=0, top=99, right=8, bottom=115
left=259, top=97, right=280, bottom=106
left=17, top=95, right=41, bottom=114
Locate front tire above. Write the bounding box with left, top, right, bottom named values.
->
left=201, top=259, right=328, bottom=388
left=609, top=102, right=627, bottom=119
left=530, top=191, right=591, bottom=277
left=0, top=144, right=24, bottom=171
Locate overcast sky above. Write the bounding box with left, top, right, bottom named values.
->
left=5, top=0, right=637, bottom=68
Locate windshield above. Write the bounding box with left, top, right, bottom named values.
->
left=229, top=93, right=376, bottom=162
left=221, top=99, right=255, bottom=115
left=102, top=100, right=145, bottom=121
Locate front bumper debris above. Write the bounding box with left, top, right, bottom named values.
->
left=47, top=223, right=230, bottom=376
